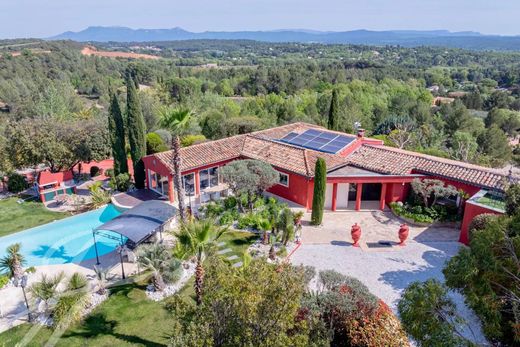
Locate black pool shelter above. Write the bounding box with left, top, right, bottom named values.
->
left=92, top=200, right=176, bottom=277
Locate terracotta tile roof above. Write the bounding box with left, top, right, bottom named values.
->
left=149, top=122, right=518, bottom=192
left=348, top=145, right=516, bottom=191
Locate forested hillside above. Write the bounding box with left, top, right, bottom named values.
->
left=0, top=39, right=519, bottom=175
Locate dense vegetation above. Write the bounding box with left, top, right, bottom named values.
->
left=0, top=40, right=519, bottom=179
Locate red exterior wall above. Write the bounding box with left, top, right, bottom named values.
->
left=459, top=201, right=503, bottom=245
left=385, top=182, right=409, bottom=203
left=267, top=168, right=310, bottom=207
left=142, top=156, right=171, bottom=178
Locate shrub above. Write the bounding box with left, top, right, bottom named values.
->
left=88, top=182, right=111, bottom=208
left=468, top=213, right=498, bottom=240
left=0, top=274, right=8, bottom=289
left=146, top=132, right=169, bottom=155
left=222, top=196, right=237, bottom=210
left=7, top=172, right=28, bottom=193
left=89, top=166, right=100, bottom=177
left=181, top=134, right=206, bottom=147
left=105, top=168, right=114, bottom=178
left=25, top=266, right=36, bottom=274
left=110, top=173, right=132, bottom=192
left=219, top=210, right=238, bottom=226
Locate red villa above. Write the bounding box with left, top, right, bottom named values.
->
left=142, top=122, right=517, bottom=245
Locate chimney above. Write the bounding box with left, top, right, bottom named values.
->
left=357, top=128, right=365, bottom=138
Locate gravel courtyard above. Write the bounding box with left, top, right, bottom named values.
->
left=290, top=210, right=488, bottom=345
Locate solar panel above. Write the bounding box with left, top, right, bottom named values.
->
left=280, top=129, right=356, bottom=154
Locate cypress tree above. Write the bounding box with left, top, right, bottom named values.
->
left=311, top=158, right=327, bottom=226
left=126, top=76, right=146, bottom=189
left=328, top=88, right=340, bottom=130
left=108, top=93, right=128, bottom=176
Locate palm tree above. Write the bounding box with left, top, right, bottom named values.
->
left=159, top=107, right=194, bottom=224
left=30, top=272, right=64, bottom=314
left=136, top=243, right=182, bottom=292
left=174, top=219, right=227, bottom=305
left=0, top=243, right=25, bottom=282
left=257, top=218, right=271, bottom=245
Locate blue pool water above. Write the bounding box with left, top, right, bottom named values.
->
left=0, top=205, right=123, bottom=267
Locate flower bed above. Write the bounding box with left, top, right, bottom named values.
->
left=389, top=201, right=460, bottom=227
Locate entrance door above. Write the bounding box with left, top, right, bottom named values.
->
left=362, top=183, right=382, bottom=201
left=325, top=183, right=333, bottom=210
left=336, top=183, right=349, bottom=209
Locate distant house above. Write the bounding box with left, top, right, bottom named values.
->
left=427, top=85, right=440, bottom=93
left=0, top=101, right=10, bottom=113
left=432, top=96, right=455, bottom=106
left=143, top=122, right=518, bottom=245
left=447, top=91, right=468, bottom=98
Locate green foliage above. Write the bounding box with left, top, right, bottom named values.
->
left=398, top=279, right=469, bottom=346
left=468, top=213, right=498, bottom=240
left=88, top=181, right=111, bottom=208
left=220, top=159, right=279, bottom=211
left=505, top=184, right=520, bottom=216
left=302, top=270, right=409, bottom=346
left=477, top=125, right=512, bottom=167
left=443, top=214, right=520, bottom=344
left=108, top=93, right=128, bottom=175
left=0, top=274, right=8, bottom=289
left=29, top=272, right=65, bottom=313
left=411, top=178, right=458, bottom=208
left=89, top=166, right=100, bottom=177
left=6, top=172, right=28, bottom=193
left=167, top=258, right=309, bottom=346
left=181, top=134, right=206, bottom=147
left=328, top=88, right=340, bottom=130
left=0, top=243, right=25, bottom=279
left=126, top=76, right=147, bottom=189
left=311, top=158, right=326, bottom=225
left=146, top=132, right=168, bottom=155
left=136, top=243, right=182, bottom=291
left=25, top=266, right=36, bottom=274
left=109, top=172, right=132, bottom=192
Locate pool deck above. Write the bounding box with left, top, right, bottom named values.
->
left=0, top=250, right=139, bottom=333
left=112, top=189, right=165, bottom=209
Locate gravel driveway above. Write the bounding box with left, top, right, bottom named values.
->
left=290, top=240, right=488, bottom=345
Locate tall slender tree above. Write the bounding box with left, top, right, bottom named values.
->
left=159, top=108, right=193, bottom=223
left=126, top=76, right=146, bottom=189
left=311, top=158, right=327, bottom=225
left=328, top=88, right=340, bottom=130
left=108, top=93, right=128, bottom=175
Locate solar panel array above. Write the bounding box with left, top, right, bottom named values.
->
left=280, top=129, right=356, bottom=154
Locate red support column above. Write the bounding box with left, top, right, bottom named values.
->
left=355, top=183, right=363, bottom=211
left=195, top=171, right=200, bottom=196
left=168, top=175, right=174, bottom=203
left=380, top=183, right=387, bottom=210
left=331, top=183, right=338, bottom=211
left=306, top=181, right=314, bottom=212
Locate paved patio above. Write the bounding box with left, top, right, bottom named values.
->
left=290, top=210, right=488, bottom=345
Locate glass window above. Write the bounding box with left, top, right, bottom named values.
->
left=199, top=167, right=219, bottom=191
left=183, top=173, right=195, bottom=196
left=278, top=172, right=289, bottom=187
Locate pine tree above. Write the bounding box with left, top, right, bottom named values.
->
left=108, top=93, right=128, bottom=176
left=311, top=158, right=327, bottom=225
left=328, top=88, right=340, bottom=130
left=126, top=76, right=146, bottom=189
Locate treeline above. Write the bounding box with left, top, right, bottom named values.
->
left=0, top=40, right=519, bottom=176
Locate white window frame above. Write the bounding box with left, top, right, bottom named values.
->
left=277, top=171, right=289, bottom=187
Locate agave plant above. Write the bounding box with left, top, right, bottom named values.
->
left=174, top=219, right=227, bottom=305
left=0, top=243, right=26, bottom=282
left=93, top=265, right=110, bottom=295
left=136, top=243, right=182, bottom=292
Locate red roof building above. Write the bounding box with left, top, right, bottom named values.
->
left=143, top=122, right=518, bottom=244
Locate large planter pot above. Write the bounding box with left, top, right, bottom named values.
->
left=351, top=223, right=361, bottom=247
left=398, top=224, right=409, bottom=246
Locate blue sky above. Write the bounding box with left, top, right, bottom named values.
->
left=1, top=0, right=518, bottom=38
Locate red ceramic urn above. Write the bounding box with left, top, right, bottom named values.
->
left=398, top=224, right=409, bottom=246
left=351, top=223, right=361, bottom=247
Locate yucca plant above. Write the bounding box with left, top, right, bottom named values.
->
left=137, top=243, right=182, bottom=291
left=257, top=218, right=272, bottom=245
left=174, top=219, right=227, bottom=305
left=88, top=182, right=111, bottom=208
left=53, top=272, right=90, bottom=330
left=0, top=243, right=25, bottom=282
left=93, top=265, right=110, bottom=295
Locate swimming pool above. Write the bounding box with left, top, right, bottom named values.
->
left=0, top=205, right=123, bottom=267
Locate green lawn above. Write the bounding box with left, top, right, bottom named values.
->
left=0, top=231, right=257, bottom=346
left=476, top=194, right=506, bottom=211
left=0, top=197, right=68, bottom=237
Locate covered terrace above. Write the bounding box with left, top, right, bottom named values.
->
left=92, top=200, right=176, bottom=278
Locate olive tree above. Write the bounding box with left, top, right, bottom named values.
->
left=220, top=159, right=279, bottom=211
